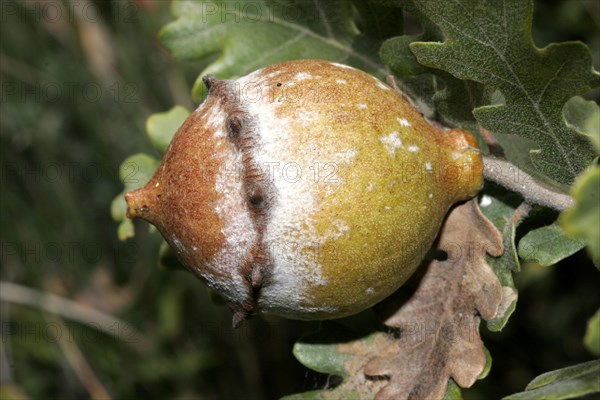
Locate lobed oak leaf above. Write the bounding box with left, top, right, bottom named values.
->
left=409, top=0, right=600, bottom=187
left=364, top=200, right=503, bottom=400
left=159, top=0, right=399, bottom=101
left=284, top=325, right=389, bottom=400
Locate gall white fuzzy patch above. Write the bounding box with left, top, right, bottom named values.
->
left=380, top=131, right=403, bottom=157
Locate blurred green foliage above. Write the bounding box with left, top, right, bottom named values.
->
left=1, top=1, right=598, bottom=399
left=0, top=1, right=316, bottom=398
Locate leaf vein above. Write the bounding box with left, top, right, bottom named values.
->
left=443, top=0, right=578, bottom=179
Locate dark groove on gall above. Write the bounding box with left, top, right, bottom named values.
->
left=210, top=77, right=275, bottom=327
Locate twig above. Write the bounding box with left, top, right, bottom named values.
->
left=51, top=316, right=112, bottom=400
left=498, top=201, right=532, bottom=250
left=482, top=155, right=575, bottom=211
left=510, top=202, right=533, bottom=228
left=0, top=281, right=150, bottom=353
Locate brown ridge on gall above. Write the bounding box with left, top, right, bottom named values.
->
left=125, top=76, right=274, bottom=327
left=125, top=99, right=228, bottom=285
left=218, top=81, right=275, bottom=324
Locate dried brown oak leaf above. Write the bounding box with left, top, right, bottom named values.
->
left=364, top=199, right=504, bottom=400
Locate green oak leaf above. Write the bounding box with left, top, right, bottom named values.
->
left=517, top=223, right=585, bottom=267
left=563, top=96, right=600, bottom=152
left=111, top=190, right=128, bottom=223
left=560, top=165, right=600, bottom=268
left=584, top=309, right=600, bottom=356
left=478, top=184, right=522, bottom=331
left=379, top=1, right=488, bottom=149
left=409, top=0, right=600, bottom=187
left=119, top=153, right=160, bottom=199
left=381, top=34, right=426, bottom=76
left=379, top=0, right=440, bottom=78
left=283, top=322, right=463, bottom=399
left=432, top=76, right=487, bottom=148
left=292, top=329, right=352, bottom=378
left=116, top=215, right=135, bottom=241
left=146, top=106, right=190, bottom=154
left=503, top=359, right=600, bottom=400
left=443, top=381, right=463, bottom=400
left=160, top=0, right=393, bottom=101
left=111, top=153, right=160, bottom=240
left=283, top=324, right=382, bottom=400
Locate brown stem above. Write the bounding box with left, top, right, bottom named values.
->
left=482, top=155, right=575, bottom=212
left=506, top=202, right=532, bottom=237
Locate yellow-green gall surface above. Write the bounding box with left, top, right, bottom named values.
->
left=126, top=60, right=483, bottom=325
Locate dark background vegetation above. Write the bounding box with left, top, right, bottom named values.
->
left=1, top=1, right=598, bottom=399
